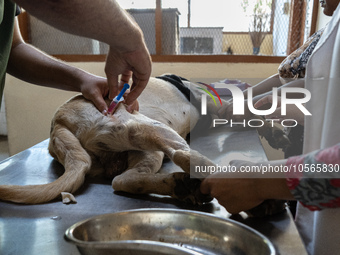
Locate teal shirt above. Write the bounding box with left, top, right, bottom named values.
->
left=0, top=0, right=16, bottom=110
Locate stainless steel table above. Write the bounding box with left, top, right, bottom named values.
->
left=0, top=127, right=307, bottom=255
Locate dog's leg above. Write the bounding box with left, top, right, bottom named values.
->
left=112, top=151, right=212, bottom=204
left=112, top=151, right=165, bottom=194
left=87, top=107, right=215, bottom=177
left=114, top=112, right=215, bottom=176
left=0, top=125, right=91, bottom=204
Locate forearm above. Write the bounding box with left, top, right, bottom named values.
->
left=244, top=74, right=282, bottom=99
left=252, top=78, right=305, bottom=103
left=13, top=1, right=151, bottom=105
left=241, top=159, right=295, bottom=201
left=286, top=143, right=340, bottom=210
left=8, top=41, right=90, bottom=91
left=255, top=160, right=295, bottom=201
left=13, top=0, right=144, bottom=50
left=200, top=159, right=295, bottom=214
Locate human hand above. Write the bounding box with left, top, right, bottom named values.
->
left=218, top=99, right=253, bottom=121
left=105, top=43, right=151, bottom=107
left=123, top=91, right=139, bottom=113
left=79, top=72, right=140, bottom=115
left=200, top=162, right=265, bottom=214
left=79, top=74, right=109, bottom=114
left=254, top=95, right=304, bottom=125
left=200, top=160, right=292, bottom=214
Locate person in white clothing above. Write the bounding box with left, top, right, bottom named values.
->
left=201, top=1, right=340, bottom=254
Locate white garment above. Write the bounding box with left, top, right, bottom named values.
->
left=296, top=4, right=340, bottom=255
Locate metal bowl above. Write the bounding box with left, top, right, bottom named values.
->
left=65, top=208, right=275, bottom=255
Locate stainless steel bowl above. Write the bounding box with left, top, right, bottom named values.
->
left=65, top=208, right=275, bottom=255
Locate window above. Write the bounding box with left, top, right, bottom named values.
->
left=18, top=0, right=319, bottom=63
left=181, top=37, right=214, bottom=54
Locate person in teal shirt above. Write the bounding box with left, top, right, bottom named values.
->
left=0, top=0, right=151, bottom=114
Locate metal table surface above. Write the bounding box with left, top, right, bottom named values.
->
left=0, top=127, right=307, bottom=255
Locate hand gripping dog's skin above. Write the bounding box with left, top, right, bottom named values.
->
left=0, top=75, right=286, bottom=216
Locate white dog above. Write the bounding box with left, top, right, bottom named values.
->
left=0, top=75, right=287, bottom=216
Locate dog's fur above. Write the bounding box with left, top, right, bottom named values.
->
left=0, top=75, right=286, bottom=216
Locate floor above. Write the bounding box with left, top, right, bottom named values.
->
left=0, top=136, right=10, bottom=161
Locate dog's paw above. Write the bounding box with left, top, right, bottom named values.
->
left=267, top=128, right=291, bottom=150
left=256, top=117, right=291, bottom=150
left=245, top=199, right=286, bottom=217
left=171, top=172, right=213, bottom=205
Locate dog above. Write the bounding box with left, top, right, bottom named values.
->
left=0, top=74, right=287, bottom=216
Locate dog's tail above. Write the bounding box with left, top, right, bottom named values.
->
left=0, top=126, right=91, bottom=204
left=0, top=170, right=88, bottom=204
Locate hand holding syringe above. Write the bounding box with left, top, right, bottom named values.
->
left=107, top=83, right=130, bottom=114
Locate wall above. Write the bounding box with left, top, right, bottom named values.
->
left=180, top=27, right=224, bottom=54
left=5, top=62, right=105, bottom=156
left=30, top=16, right=107, bottom=55
left=151, top=62, right=279, bottom=81
left=0, top=97, right=7, bottom=135
left=5, top=61, right=282, bottom=160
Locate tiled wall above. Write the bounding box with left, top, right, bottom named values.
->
left=0, top=97, right=7, bottom=136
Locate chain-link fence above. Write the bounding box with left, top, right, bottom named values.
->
left=29, top=15, right=109, bottom=55
left=27, top=0, right=317, bottom=57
